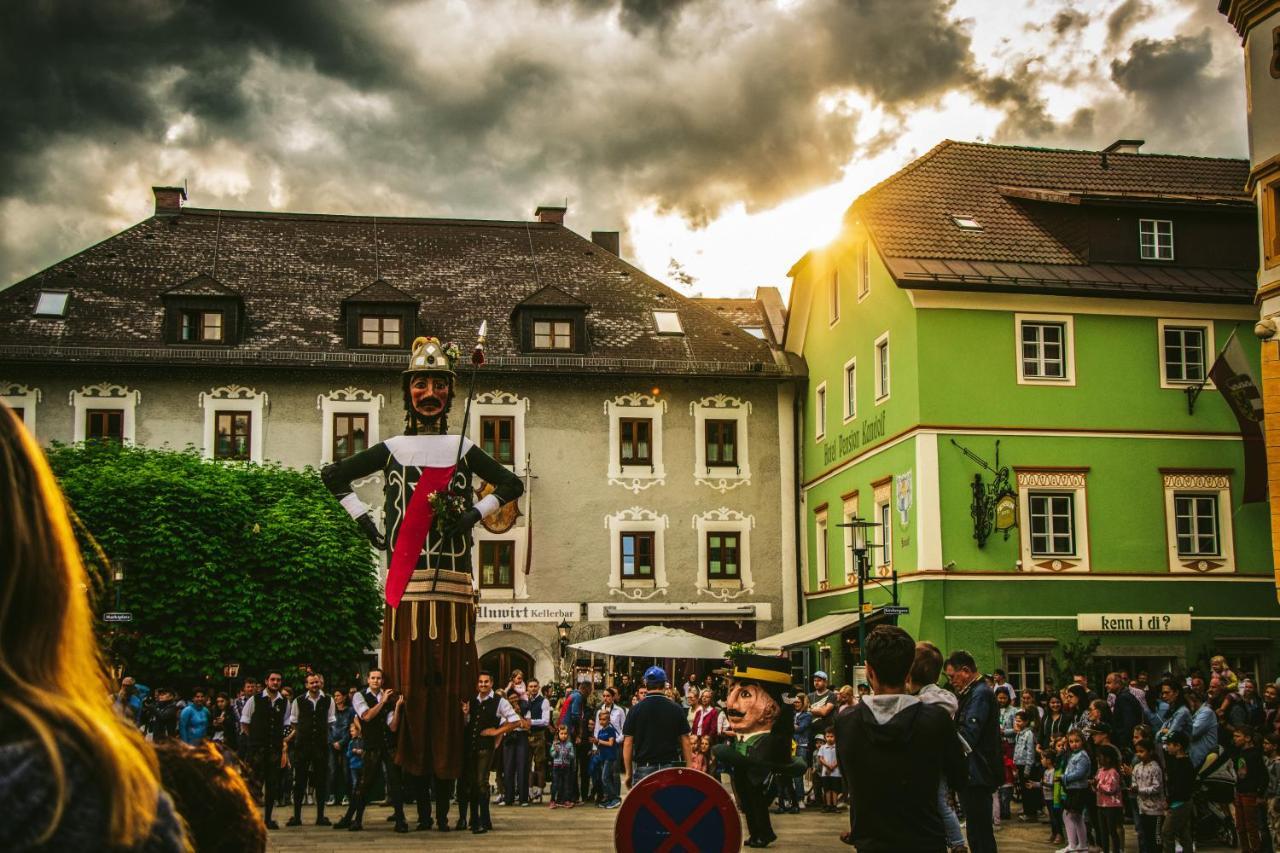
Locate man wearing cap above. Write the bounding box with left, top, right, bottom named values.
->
left=322, top=335, right=523, bottom=819
left=622, top=666, right=692, bottom=788
left=713, top=654, right=805, bottom=849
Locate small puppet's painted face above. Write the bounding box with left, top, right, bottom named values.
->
left=723, top=680, right=779, bottom=736
left=409, top=375, right=452, bottom=420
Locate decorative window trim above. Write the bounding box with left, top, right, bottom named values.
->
left=690, top=394, right=751, bottom=493
left=469, top=390, right=529, bottom=476
left=1, top=381, right=41, bottom=434
left=693, top=508, right=755, bottom=600
left=874, top=331, right=890, bottom=404
left=71, top=383, right=140, bottom=444
left=1015, top=313, right=1076, bottom=386
left=814, top=382, right=827, bottom=441
left=842, top=357, right=857, bottom=423
left=873, top=479, right=893, bottom=577
left=814, top=507, right=830, bottom=590
left=605, top=507, right=668, bottom=600
left=317, top=387, right=384, bottom=465
left=199, top=385, right=267, bottom=463
left=605, top=393, right=665, bottom=492
left=841, top=492, right=859, bottom=583
left=472, top=524, right=530, bottom=599
left=1016, top=468, right=1090, bottom=573
left=1162, top=471, right=1235, bottom=574
left=1157, top=319, right=1215, bottom=390
left=829, top=268, right=841, bottom=327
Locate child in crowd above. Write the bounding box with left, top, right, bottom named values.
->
left=334, top=721, right=364, bottom=829
left=816, top=729, right=840, bottom=813
left=594, top=711, right=621, bottom=810
left=1162, top=731, right=1196, bottom=853
left=550, top=725, right=576, bottom=809
left=1042, top=748, right=1064, bottom=847
left=1234, top=724, right=1266, bottom=853
left=1130, top=738, right=1166, bottom=853
left=1210, top=655, right=1240, bottom=693
left=1013, top=711, right=1041, bottom=821
left=1264, top=733, right=1280, bottom=849
left=1061, top=730, right=1093, bottom=853
left=997, top=751, right=1016, bottom=825
left=689, top=734, right=710, bottom=775
left=1093, top=744, right=1124, bottom=853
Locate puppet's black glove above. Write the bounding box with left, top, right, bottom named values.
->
left=442, top=507, right=482, bottom=542
left=355, top=513, right=386, bottom=550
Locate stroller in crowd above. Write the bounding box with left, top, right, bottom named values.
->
left=1193, top=748, right=1238, bottom=848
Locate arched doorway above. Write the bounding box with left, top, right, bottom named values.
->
left=480, top=647, right=535, bottom=686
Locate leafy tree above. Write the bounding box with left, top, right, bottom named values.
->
left=47, top=442, right=381, bottom=685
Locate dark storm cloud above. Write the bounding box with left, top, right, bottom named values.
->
left=1106, top=0, right=1151, bottom=47
left=1110, top=31, right=1212, bottom=95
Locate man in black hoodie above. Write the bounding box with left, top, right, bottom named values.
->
left=835, top=626, right=967, bottom=853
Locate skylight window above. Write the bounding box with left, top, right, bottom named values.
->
left=653, top=310, right=684, bottom=334
left=34, top=291, right=69, bottom=317
left=743, top=327, right=766, bottom=339
left=951, top=215, right=982, bottom=231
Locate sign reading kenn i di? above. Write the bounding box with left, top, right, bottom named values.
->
left=1076, top=613, right=1191, bottom=632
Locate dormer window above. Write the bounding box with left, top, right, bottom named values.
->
left=360, top=314, right=403, bottom=348
left=34, top=291, right=69, bottom=317
left=951, top=215, right=982, bottom=231
left=532, top=319, right=574, bottom=350
left=653, top=310, right=683, bottom=334
left=1139, top=219, right=1174, bottom=260
left=180, top=310, right=224, bottom=343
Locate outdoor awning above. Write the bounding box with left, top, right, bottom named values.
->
left=568, top=625, right=730, bottom=659
left=754, top=611, right=870, bottom=652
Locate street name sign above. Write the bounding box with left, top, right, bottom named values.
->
left=104, top=612, right=134, bottom=623
left=883, top=605, right=910, bottom=616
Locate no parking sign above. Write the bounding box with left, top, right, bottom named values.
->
left=614, top=767, right=742, bottom=853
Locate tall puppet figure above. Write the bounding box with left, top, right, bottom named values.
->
left=713, top=654, right=806, bottom=849
left=322, top=335, right=523, bottom=825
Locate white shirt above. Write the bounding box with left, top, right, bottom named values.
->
left=352, top=688, right=397, bottom=727
left=239, top=690, right=285, bottom=725
left=477, top=691, right=520, bottom=724
left=593, top=703, right=626, bottom=736
left=284, top=691, right=338, bottom=727
left=526, top=694, right=553, bottom=729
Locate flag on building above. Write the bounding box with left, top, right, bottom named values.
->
left=1209, top=335, right=1267, bottom=503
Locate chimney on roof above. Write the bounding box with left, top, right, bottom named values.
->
left=534, top=205, right=567, bottom=225
left=591, top=231, right=620, bottom=255
left=153, top=186, right=187, bottom=216
left=1102, top=139, right=1144, bottom=155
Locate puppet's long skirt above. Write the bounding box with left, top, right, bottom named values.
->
left=381, top=568, right=477, bottom=780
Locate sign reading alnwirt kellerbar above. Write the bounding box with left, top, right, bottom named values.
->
left=477, top=603, right=580, bottom=623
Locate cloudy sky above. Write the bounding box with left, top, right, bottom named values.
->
left=1, top=0, right=1249, bottom=298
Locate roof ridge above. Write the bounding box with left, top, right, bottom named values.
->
left=848, top=139, right=957, bottom=214
left=179, top=207, right=555, bottom=229
left=943, top=139, right=1249, bottom=164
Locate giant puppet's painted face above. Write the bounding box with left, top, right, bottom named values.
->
left=723, top=679, right=781, bottom=736
left=408, top=374, right=453, bottom=423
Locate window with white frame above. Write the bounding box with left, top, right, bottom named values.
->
left=199, top=385, right=267, bottom=464
left=690, top=395, right=751, bottom=492
left=829, top=268, right=840, bottom=325
left=1162, top=471, right=1236, bottom=573
left=71, top=383, right=140, bottom=445
left=1139, top=219, right=1174, bottom=261
left=606, top=507, right=668, bottom=593
left=1158, top=320, right=1214, bottom=389
left=1, top=381, right=40, bottom=435
left=857, top=239, right=870, bottom=300
left=874, top=332, right=890, bottom=403
left=814, top=507, right=829, bottom=588
left=606, top=393, right=665, bottom=492
left=1016, top=314, right=1076, bottom=386
left=1003, top=650, right=1047, bottom=692
left=472, top=523, right=530, bottom=599
left=318, top=388, right=384, bottom=465
left=814, top=382, right=827, bottom=440
left=873, top=478, right=892, bottom=576
left=470, top=390, right=529, bottom=476
left=694, top=508, right=754, bottom=595
left=841, top=493, right=859, bottom=581
left=1016, top=469, right=1090, bottom=572
left=843, top=358, right=857, bottom=422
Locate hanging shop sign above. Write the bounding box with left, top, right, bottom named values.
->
left=1077, top=613, right=1191, bottom=633
left=477, top=602, right=580, bottom=623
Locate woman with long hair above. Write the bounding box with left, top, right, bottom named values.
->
left=1041, top=694, right=1070, bottom=749
left=0, top=402, right=188, bottom=850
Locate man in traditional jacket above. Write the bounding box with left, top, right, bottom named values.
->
left=322, top=335, right=523, bottom=828
left=284, top=673, right=336, bottom=827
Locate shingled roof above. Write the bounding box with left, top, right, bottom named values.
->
left=0, top=205, right=783, bottom=377
left=851, top=140, right=1255, bottom=302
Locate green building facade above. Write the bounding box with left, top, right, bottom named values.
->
left=774, top=141, right=1279, bottom=693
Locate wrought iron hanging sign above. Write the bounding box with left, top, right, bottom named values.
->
left=950, top=438, right=1016, bottom=547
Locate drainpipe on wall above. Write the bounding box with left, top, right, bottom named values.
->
left=793, top=377, right=807, bottom=629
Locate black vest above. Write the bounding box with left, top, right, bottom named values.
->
left=528, top=694, right=546, bottom=727
left=294, top=693, right=331, bottom=752
left=247, top=692, right=287, bottom=750
left=472, top=693, right=501, bottom=751
left=361, top=690, right=394, bottom=749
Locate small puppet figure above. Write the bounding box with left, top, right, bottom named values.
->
left=322, top=335, right=522, bottom=821
left=712, top=654, right=806, bottom=849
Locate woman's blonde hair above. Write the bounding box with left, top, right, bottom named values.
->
left=0, top=403, right=164, bottom=846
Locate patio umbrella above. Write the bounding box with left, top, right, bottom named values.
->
left=568, top=625, right=730, bottom=660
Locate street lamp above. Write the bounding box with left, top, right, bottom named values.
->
left=557, top=619, right=572, bottom=678
left=112, top=562, right=124, bottom=613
